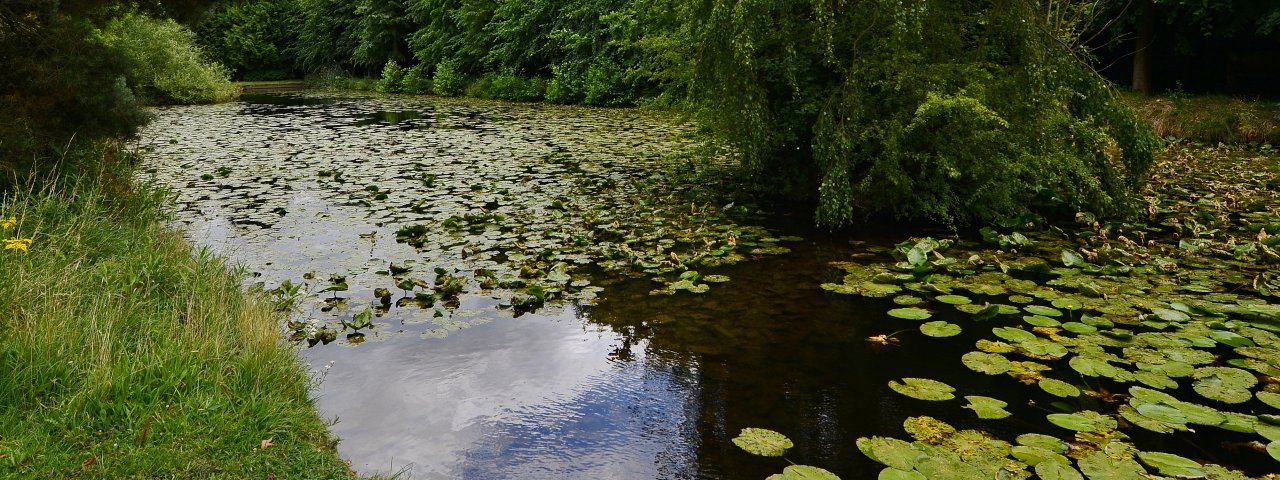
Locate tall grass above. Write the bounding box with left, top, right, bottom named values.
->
left=0, top=142, right=354, bottom=478
left=1123, top=93, right=1280, bottom=145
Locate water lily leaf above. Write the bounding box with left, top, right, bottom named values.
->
left=920, top=321, right=962, bottom=337
left=1192, top=367, right=1258, bottom=404
left=1015, top=433, right=1068, bottom=454
left=1039, top=378, right=1081, bottom=397
left=913, top=455, right=985, bottom=480
left=1024, top=315, right=1061, bottom=327
left=1062, top=250, right=1086, bottom=267
left=1136, top=451, right=1204, bottom=478
left=1120, top=405, right=1182, bottom=433
left=1257, top=422, right=1280, bottom=441
left=888, top=307, right=932, bottom=320
left=1269, top=441, right=1280, bottom=463
left=1035, top=461, right=1084, bottom=480
left=1208, top=330, right=1255, bottom=347
left=894, top=295, right=924, bottom=305
left=889, top=378, right=955, bottom=401
left=1259, top=391, right=1280, bottom=410
left=1170, top=400, right=1226, bottom=426
left=1011, top=445, right=1068, bottom=466
left=1077, top=451, right=1147, bottom=480
left=936, top=294, right=972, bottom=305
left=1133, top=371, right=1178, bottom=390
left=857, top=437, right=922, bottom=471
left=1061, top=322, right=1097, bottom=334
left=732, top=428, right=793, bottom=457
left=962, top=351, right=1012, bottom=375
left=992, top=327, right=1036, bottom=343
left=1134, top=403, right=1187, bottom=425
left=703, top=274, right=731, bottom=283
left=774, top=465, right=841, bottom=480
left=876, top=468, right=925, bottom=480
left=1052, top=298, right=1084, bottom=311
left=1130, top=385, right=1177, bottom=404
left=1025, top=305, right=1064, bottom=317
left=1046, top=411, right=1115, bottom=433
left=963, top=395, right=1011, bottom=419
left=902, top=416, right=955, bottom=442
left=1150, top=307, right=1191, bottom=323
left=1020, top=337, right=1068, bottom=358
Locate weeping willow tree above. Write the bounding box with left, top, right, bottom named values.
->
left=691, top=0, right=1158, bottom=226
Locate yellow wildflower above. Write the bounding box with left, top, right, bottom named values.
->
left=0, top=217, right=15, bottom=229
left=3, top=238, right=32, bottom=252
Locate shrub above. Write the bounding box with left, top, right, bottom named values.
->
left=477, top=69, right=543, bottom=102
left=374, top=60, right=405, bottom=93
left=583, top=60, right=632, bottom=107
left=96, top=13, right=236, bottom=105
left=546, top=63, right=585, bottom=104
left=432, top=58, right=468, bottom=96
left=401, top=63, right=432, bottom=93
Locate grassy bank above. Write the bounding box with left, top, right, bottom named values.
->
left=1123, top=92, right=1280, bottom=146
left=0, top=143, right=355, bottom=478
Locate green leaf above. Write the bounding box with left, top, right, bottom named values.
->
left=1011, top=445, right=1068, bottom=466
left=1268, top=441, right=1280, bottom=463
left=963, top=395, right=1011, bottom=419
left=1192, top=366, right=1258, bottom=404
left=893, top=295, right=924, bottom=305
left=857, top=437, right=922, bottom=471
left=1134, top=404, right=1187, bottom=425
left=732, top=428, right=793, bottom=457
left=1051, top=298, right=1084, bottom=311
left=1015, top=433, right=1068, bottom=454
left=876, top=468, right=925, bottom=480
left=1150, top=307, right=1191, bottom=323
left=1136, top=451, right=1204, bottom=478
left=1259, top=391, right=1280, bottom=410
left=1035, top=461, right=1084, bottom=480
left=888, top=307, right=932, bottom=320
left=889, top=377, right=956, bottom=401
left=1046, top=411, right=1115, bottom=433
left=1078, top=451, right=1146, bottom=479
left=1039, top=378, right=1080, bottom=397
left=961, top=351, right=1011, bottom=375
left=776, top=465, right=841, bottom=480
left=920, top=321, right=962, bottom=337
left=936, top=294, right=972, bottom=305
left=992, top=326, right=1036, bottom=343
left=1024, top=305, right=1064, bottom=317
left=1061, top=249, right=1086, bottom=267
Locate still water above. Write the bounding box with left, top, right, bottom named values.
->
left=138, top=93, right=965, bottom=479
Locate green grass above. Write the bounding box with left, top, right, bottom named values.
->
left=1123, top=92, right=1280, bottom=145
left=0, top=143, right=359, bottom=478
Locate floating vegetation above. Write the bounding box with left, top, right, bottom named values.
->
left=830, top=143, right=1280, bottom=476
left=139, top=93, right=793, bottom=345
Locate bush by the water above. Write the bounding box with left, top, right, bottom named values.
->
left=692, top=0, right=1158, bottom=226
left=97, top=13, right=236, bottom=104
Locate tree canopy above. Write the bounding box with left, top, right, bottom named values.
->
left=691, top=0, right=1158, bottom=226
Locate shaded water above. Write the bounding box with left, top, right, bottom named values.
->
left=137, top=93, right=1008, bottom=479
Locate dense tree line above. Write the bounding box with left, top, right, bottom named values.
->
left=190, top=0, right=1175, bottom=225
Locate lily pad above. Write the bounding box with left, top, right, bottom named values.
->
left=770, top=465, right=841, bottom=480
left=1191, top=367, right=1258, bottom=404
left=1016, top=433, right=1068, bottom=454
left=1035, top=461, right=1084, bottom=480
left=894, top=295, right=924, bottom=305
left=963, top=395, right=1011, bottom=420
left=1259, top=391, right=1280, bottom=410
left=936, top=294, right=972, bottom=305
left=1024, top=305, right=1064, bottom=317
left=920, top=321, right=962, bottom=337
left=1039, top=378, right=1081, bottom=397
left=732, top=428, right=793, bottom=457
left=961, top=351, right=1012, bottom=375
left=889, top=378, right=956, bottom=401
left=1136, top=451, right=1204, bottom=478
left=888, top=307, right=932, bottom=320
left=856, top=437, right=922, bottom=471
left=1046, top=411, right=1116, bottom=433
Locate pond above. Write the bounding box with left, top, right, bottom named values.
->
left=139, top=93, right=1280, bottom=479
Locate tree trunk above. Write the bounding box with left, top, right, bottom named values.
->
left=1132, top=0, right=1156, bottom=94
